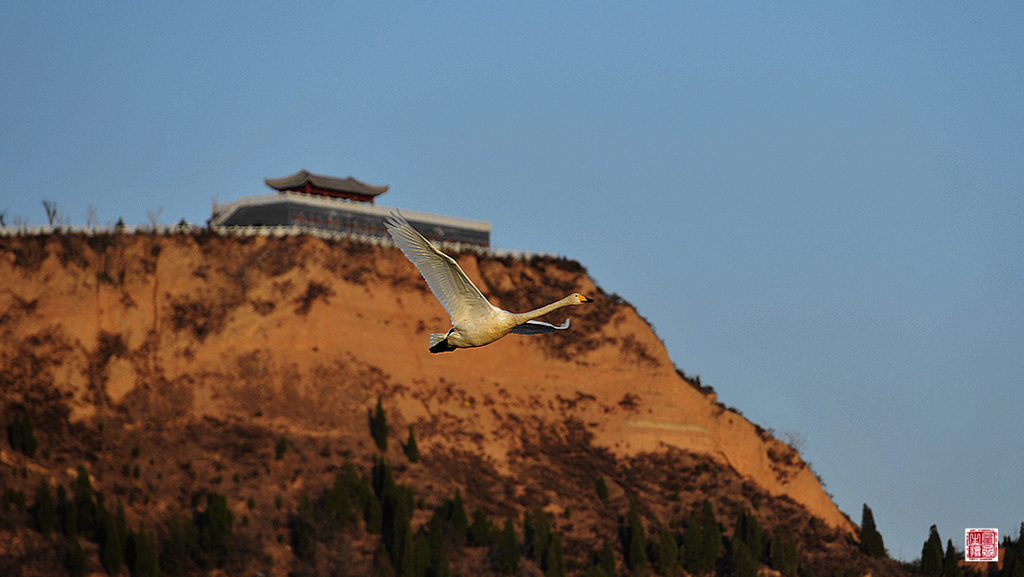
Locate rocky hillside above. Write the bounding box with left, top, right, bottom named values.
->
left=0, top=231, right=907, bottom=577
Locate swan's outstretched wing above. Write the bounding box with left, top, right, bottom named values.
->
left=385, top=212, right=495, bottom=324
left=510, top=318, right=571, bottom=335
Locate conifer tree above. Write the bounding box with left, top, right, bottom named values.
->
left=197, top=492, right=234, bottom=563
left=527, top=510, right=553, bottom=563
left=700, top=499, right=722, bottom=574
left=596, top=476, right=610, bottom=504
left=73, top=465, right=97, bottom=540
left=733, top=508, right=765, bottom=564
left=545, top=532, right=567, bottom=577
left=373, top=457, right=397, bottom=499
left=67, top=537, right=87, bottom=577
left=412, top=532, right=432, bottom=577
left=944, top=538, right=962, bottom=577
left=1009, top=524, right=1024, bottom=577
left=683, top=499, right=721, bottom=575
left=323, top=468, right=357, bottom=530
left=128, top=523, right=160, bottom=577
left=275, top=436, right=289, bottom=460
left=289, top=495, right=318, bottom=561
left=404, top=426, right=420, bottom=463
left=31, top=480, right=58, bottom=535
left=623, top=501, right=648, bottom=576
left=7, top=410, right=39, bottom=457
left=447, top=489, right=469, bottom=546
left=651, top=527, right=678, bottom=576
left=730, top=541, right=759, bottom=577
left=100, top=500, right=127, bottom=576
left=371, top=396, right=390, bottom=451
left=427, top=509, right=453, bottom=577
left=56, top=485, right=78, bottom=538
left=365, top=493, right=384, bottom=534
left=162, top=511, right=195, bottom=577
left=860, top=504, right=887, bottom=558
left=596, top=540, right=616, bottom=577
left=496, top=518, right=522, bottom=574
left=399, top=524, right=417, bottom=576
left=729, top=508, right=764, bottom=577
left=921, top=525, right=944, bottom=577
left=374, top=545, right=399, bottom=577
left=769, top=531, right=800, bottom=577
left=683, top=505, right=705, bottom=573
left=468, top=507, right=493, bottom=547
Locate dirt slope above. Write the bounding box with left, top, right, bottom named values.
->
left=0, top=231, right=854, bottom=540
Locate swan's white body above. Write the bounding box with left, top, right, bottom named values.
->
left=384, top=212, right=592, bottom=353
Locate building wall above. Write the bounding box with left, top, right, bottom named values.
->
left=217, top=198, right=489, bottom=246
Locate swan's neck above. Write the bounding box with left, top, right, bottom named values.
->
left=515, top=296, right=576, bottom=323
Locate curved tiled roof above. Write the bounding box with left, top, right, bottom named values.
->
left=264, top=170, right=389, bottom=197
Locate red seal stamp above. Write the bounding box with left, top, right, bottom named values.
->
left=965, top=529, right=998, bottom=562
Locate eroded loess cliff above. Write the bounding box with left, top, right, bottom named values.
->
left=0, top=231, right=864, bottom=575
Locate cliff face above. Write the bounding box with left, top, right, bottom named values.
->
left=1, top=232, right=851, bottom=529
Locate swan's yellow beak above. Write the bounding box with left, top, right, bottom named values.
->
left=579, top=295, right=594, bottom=303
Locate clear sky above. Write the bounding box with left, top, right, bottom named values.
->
left=2, top=2, right=1021, bottom=560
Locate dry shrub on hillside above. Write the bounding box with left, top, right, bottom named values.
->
left=4, top=235, right=50, bottom=271
left=169, top=296, right=230, bottom=341
left=294, top=281, right=335, bottom=315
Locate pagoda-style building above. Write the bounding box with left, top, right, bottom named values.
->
left=209, top=170, right=490, bottom=246
left=263, top=170, right=389, bottom=203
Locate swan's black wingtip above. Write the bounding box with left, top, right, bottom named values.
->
left=429, top=340, right=457, bottom=353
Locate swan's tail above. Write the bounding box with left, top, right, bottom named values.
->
left=428, top=332, right=456, bottom=353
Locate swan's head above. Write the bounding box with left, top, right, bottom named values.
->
left=569, top=293, right=594, bottom=305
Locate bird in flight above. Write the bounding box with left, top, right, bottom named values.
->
left=385, top=212, right=593, bottom=353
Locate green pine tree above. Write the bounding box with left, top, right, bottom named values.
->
left=162, top=511, right=195, bottom=577
left=652, top=527, right=678, bottom=576
left=468, top=507, right=493, bottom=547
left=525, top=510, right=552, bottom=562
left=73, top=466, right=97, bottom=540
left=545, top=532, right=567, bottom=577
left=100, top=500, right=127, bottom=576
left=399, top=524, right=417, bottom=576
left=365, top=495, right=384, bottom=534
left=860, top=504, right=887, bottom=558
left=733, top=508, right=765, bottom=564
left=699, top=499, right=722, bottom=574
left=495, top=518, right=521, bottom=574
left=198, top=491, right=234, bottom=563
left=374, top=544, right=399, bottom=577
left=371, top=396, right=389, bottom=451
left=411, top=532, right=431, bottom=577
left=596, top=476, right=610, bottom=504
left=324, top=469, right=357, bottom=530
left=943, top=538, right=962, bottom=577
left=596, top=540, right=617, bottom=577
left=447, top=489, right=469, bottom=546
left=427, top=509, right=453, bottom=577
left=128, top=523, right=160, bottom=577
left=289, top=495, right=318, bottom=561
left=404, top=426, right=420, bottom=463
left=67, top=537, right=87, bottom=577
left=769, top=531, right=800, bottom=577
left=31, top=480, right=58, bottom=535
left=624, top=501, right=648, bottom=576
left=731, top=540, right=759, bottom=577
left=922, top=525, right=944, bottom=577
left=7, top=410, right=39, bottom=458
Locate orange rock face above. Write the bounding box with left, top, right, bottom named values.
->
left=0, top=232, right=855, bottom=536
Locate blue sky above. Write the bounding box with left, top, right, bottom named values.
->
left=2, top=2, right=1021, bottom=560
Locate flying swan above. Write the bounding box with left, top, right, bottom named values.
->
left=384, top=212, right=593, bottom=353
